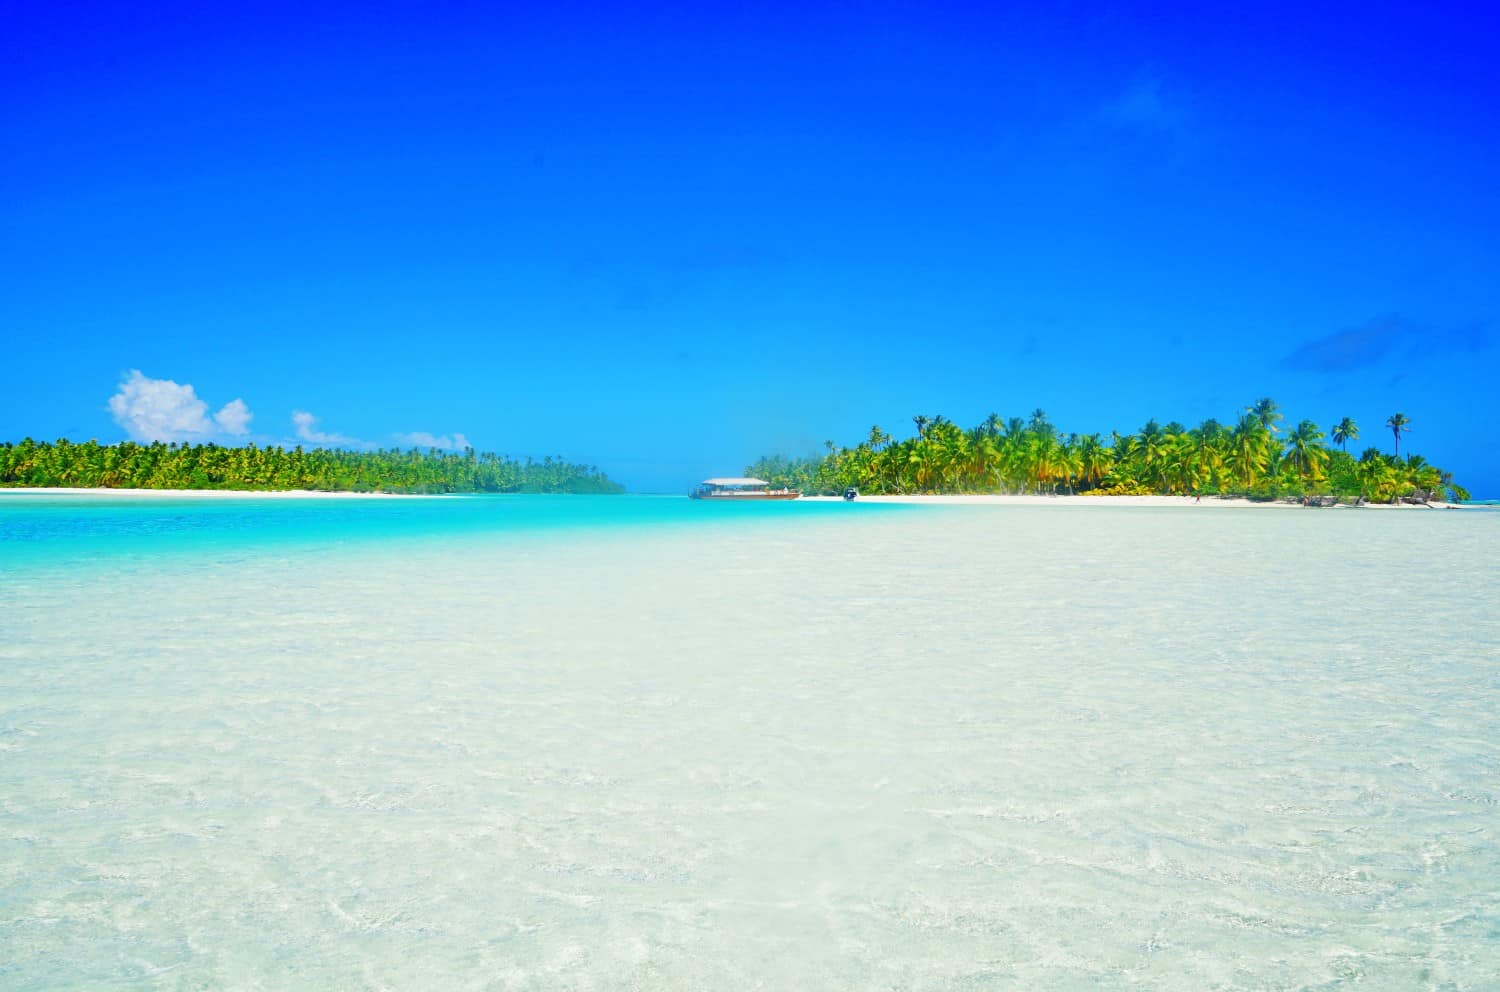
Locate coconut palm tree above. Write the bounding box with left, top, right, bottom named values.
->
left=1027, top=432, right=1061, bottom=493
left=1283, top=420, right=1329, bottom=489
left=729, top=405, right=1459, bottom=504
left=964, top=430, right=1000, bottom=490
left=0, top=438, right=624, bottom=493
left=1057, top=442, right=1084, bottom=494
left=1076, top=433, right=1112, bottom=491
left=1246, top=397, right=1283, bottom=434
left=1196, top=418, right=1225, bottom=442
left=1358, top=457, right=1400, bottom=503
left=907, top=440, right=940, bottom=491
left=1386, top=412, right=1410, bottom=456
left=1227, top=414, right=1270, bottom=491
left=1331, top=416, right=1358, bottom=452
left=1160, top=433, right=1202, bottom=495
left=1136, top=422, right=1171, bottom=490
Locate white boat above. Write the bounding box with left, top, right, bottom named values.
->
left=690, top=477, right=800, bottom=500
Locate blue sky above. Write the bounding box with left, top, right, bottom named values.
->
left=4, top=2, right=1497, bottom=494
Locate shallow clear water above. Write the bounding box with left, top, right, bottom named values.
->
left=2, top=496, right=1497, bottom=989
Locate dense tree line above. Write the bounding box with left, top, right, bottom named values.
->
left=0, top=439, right=624, bottom=494
left=747, top=401, right=1468, bottom=503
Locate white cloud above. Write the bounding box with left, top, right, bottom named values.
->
left=107, top=373, right=446, bottom=453
left=213, top=398, right=253, bottom=436
left=108, top=370, right=211, bottom=440
left=394, top=431, right=472, bottom=451
left=108, top=370, right=252, bottom=443
left=291, top=410, right=361, bottom=446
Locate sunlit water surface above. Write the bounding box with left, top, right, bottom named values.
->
left=2, top=495, right=1497, bottom=989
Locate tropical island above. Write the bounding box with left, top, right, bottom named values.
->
left=0, top=439, right=624, bottom=494
left=748, top=401, right=1468, bottom=504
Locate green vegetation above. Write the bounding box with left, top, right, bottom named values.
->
left=0, top=439, right=624, bottom=494
left=747, top=401, right=1468, bottom=503
left=1386, top=412, right=1411, bottom=457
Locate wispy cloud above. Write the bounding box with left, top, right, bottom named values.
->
left=1280, top=315, right=1493, bottom=374
left=394, top=430, right=471, bottom=451
left=108, top=375, right=472, bottom=452
left=1280, top=315, right=1410, bottom=373
left=1099, top=73, right=1190, bottom=134
left=107, top=370, right=252, bottom=443
left=291, top=410, right=362, bottom=446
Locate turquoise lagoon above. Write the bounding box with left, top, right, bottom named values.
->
left=2, top=494, right=1497, bottom=989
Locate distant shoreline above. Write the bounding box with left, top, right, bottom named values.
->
left=0, top=487, right=436, bottom=499
left=0, top=487, right=1473, bottom=508
left=802, top=493, right=1465, bottom=509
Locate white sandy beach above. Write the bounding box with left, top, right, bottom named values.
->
left=0, top=486, right=436, bottom=499
left=803, top=492, right=1461, bottom=509
left=4, top=494, right=1494, bottom=989
left=0, top=487, right=1464, bottom=507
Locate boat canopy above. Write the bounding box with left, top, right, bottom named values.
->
left=700, top=477, right=769, bottom=487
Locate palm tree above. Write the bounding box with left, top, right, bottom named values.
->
left=1076, top=434, right=1112, bottom=491
left=1386, top=412, right=1410, bottom=456
left=1025, top=432, right=1060, bottom=493
left=1247, top=398, right=1283, bottom=434
left=0, top=439, right=624, bottom=493
left=1136, top=421, right=1171, bottom=490
left=912, top=415, right=931, bottom=441
left=1227, top=414, right=1270, bottom=491
left=907, top=441, right=939, bottom=491
left=1057, top=443, right=1084, bottom=494
left=1358, top=457, right=1400, bottom=503
left=1160, top=433, right=1199, bottom=495
left=1331, top=417, right=1358, bottom=452
left=964, top=430, right=1000, bottom=490
left=934, top=422, right=969, bottom=490
left=1283, top=420, right=1328, bottom=489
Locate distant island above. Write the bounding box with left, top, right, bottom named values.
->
left=0, top=439, right=624, bottom=495
left=748, top=401, right=1467, bottom=504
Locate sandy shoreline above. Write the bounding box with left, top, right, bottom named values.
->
left=0, top=488, right=1464, bottom=508
left=0, top=487, right=437, bottom=499
left=802, top=493, right=1462, bottom=509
